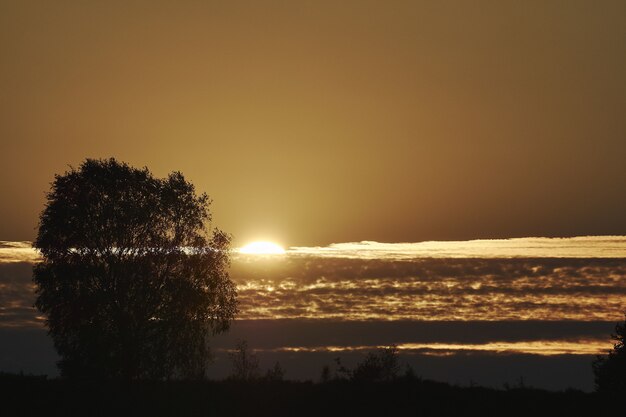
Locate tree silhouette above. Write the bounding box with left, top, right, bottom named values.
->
left=33, top=158, right=237, bottom=380
left=351, top=345, right=400, bottom=382
left=320, top=365, right=332, bottom=383
left=592, top=313, right=626, bottom=394
left=265, top=361, right=285, bottom=381
left=229, top=340, right=260, bottom=380
left=326, top=346, right=402, bottom=382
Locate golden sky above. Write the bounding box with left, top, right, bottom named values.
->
left=1, top=1, right=625, bottom=245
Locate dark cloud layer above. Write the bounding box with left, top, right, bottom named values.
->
left=210, top=319, right=617, bottom=349
left=0, top=262, right=40, bottom=327
left=232, top=256, right=626, bottom=282
left=0, top=323, right=608, bottom=391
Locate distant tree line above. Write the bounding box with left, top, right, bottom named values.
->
left=228, top=342, right=415, bottom=384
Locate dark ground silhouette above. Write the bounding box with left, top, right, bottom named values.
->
left=3, top=338, right=624, bottom=417
left=1, top=372, right=621, bottom=417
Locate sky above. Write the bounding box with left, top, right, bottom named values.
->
left=2, top=1, right=626, bottom=246
left=1, top=1, right=626, bottom=391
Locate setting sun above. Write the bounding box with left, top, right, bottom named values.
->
left=239, top=241, right=286, bottom=255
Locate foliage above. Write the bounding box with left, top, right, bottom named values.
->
left=592, top=313, right=626, bottom=394
left=229, top=340, right=260, bottom=381
left=33, top=158, right=237, bottom=380
left=351, top=345, right=401, bottom=382
left=326, top=345, right=402, bottom=382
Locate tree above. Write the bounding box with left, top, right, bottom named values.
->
left=33, top=158, right=237, bottom=380
left=229, top=340, right=260, bottom=381
left=351, top=345, right=400, bottom=382
left=320, top=365, right=332, bottom=383
left=265, top=361, right=285, bottom=381
left=592, top=313, right=626, bottom=394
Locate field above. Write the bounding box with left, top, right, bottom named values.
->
left=2, top=373, right=619, bottom=417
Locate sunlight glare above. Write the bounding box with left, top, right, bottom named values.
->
left=239, top=241, right=286, bottom=255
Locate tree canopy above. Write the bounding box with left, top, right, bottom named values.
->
left=33, top=158, right=237, bottom=379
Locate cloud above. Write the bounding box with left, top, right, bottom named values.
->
left=285, top=236, right=626, bottom=259
left=231, top=257, right=626, bottom=321
left=0, top=241, right=40, bottom=263
left=0, top=262, right=42, bottom=328
left=231, top=256, right=626, bottom=321
left=249, top=339, right=609, bottom=356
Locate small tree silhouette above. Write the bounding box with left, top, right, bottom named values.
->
left=320, top=365, right=332, bottom=383
left=593, top=313, right=626, bottom=394
left=265, top=362, right=285, bottom=381
left=333, top=357, right=351, bottom=380
left=229, top=340, right=260, bottom=381
left=351, top=345, right=400, bottom=382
